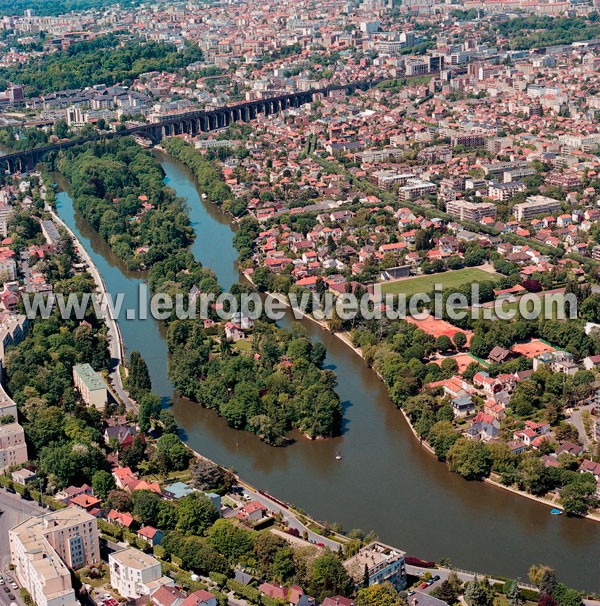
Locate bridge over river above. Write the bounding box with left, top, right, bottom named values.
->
left=0, top=79, right=377, bottom=173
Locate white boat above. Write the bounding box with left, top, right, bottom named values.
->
left=335, top=451, right=342, bottom=460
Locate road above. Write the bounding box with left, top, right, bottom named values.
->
left=566, top=402, right=595, bottom=447
left=0, top=488, right=46, bottom=606
left=236, top=483, right=342, bottom=550
left=406, top=565, right=538, bottom=593
left=0, top=488, right=45, bottom=570
left=47, top=207, right=134, bottom=411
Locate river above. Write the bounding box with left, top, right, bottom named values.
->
left=54, top=152, right=600, bottom=592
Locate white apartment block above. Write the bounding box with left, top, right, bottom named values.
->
left=397, top=179, right=437, bottom=201
left=446, top=200, right=497, bottom=222
left=513, top=195, right=561, bottom=221
left=559, top=133, right=600, bottom=152
left=72, top=363, right=108, bottom=409
left=109, top=548, right=173, bottom=599
left=10, top=509, right=100, bottom=606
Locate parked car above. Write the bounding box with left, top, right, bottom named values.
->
left=432, top=575, right=440, bottom=582
left=0, top=580, right=4, bottom=585
left=7, top=594, right=15, bottom=601
left=3, top=586, right=10, bottom=593
left=419, top=583, right=429, bottom=589
left=10, top=583, right=17, bottom=590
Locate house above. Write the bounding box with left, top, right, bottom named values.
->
left=55, top=483, right=94, bottom=504
left=69, top=493, right=102, bottom=513
left=289, top=585, right=315, bottom=606
left=181, top=590, right=217, bottom=606
left=224, top=322, right=245, bottom=342
left=11, top=468, right=36, bottom=485
left=108, top=509, right=135, bottom=529
left=137, top=526, right=164, bottom=547
left=163, top=481, right=197, bottom=500
left=259, top=583, right=288, bottom=601
left=104, top=424, right=138, bottom=447
left=583, top=355, right=600, bottom=370
left=452, top=393, right=475, bottom=417
left=236, top=500, right=268, bottom=523
left=151, top=586, right=185, bottom=606
left=408, top=592, right=449, bottom=606
left=467, top=412, right=500, bottom=441
left=506, top=440, right=528, bottom=454
left=322, top=598, right=356, bottom=606
left=488, top=346, right=513, bottom=364
left=579, top=459, right=600, bottom=480
left=513, top=428, right=538, bottom=447
left=556, top=442, right=584, bottom=457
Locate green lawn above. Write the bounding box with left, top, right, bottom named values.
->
left=381, top=268, right=500, bottom=296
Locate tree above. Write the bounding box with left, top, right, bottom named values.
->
left=429, top=421, right=460, bottom=461
left=106, top=489, right=132, bottom=512
left=447, top=439, right=492, bottom=480
left=529, top=564, right=551, bottom=587
left=206, top=519, right=255, bottom=562
left=308, top=552, right=353, bottom=603
left=137, top=393, right=161, bottom=432
left=92, top=470, right=116, bottom=500
left=159, top=409, right=179, bottom=434
left=432, top=580, right=459, bottom=605
left=127, top=352, right=152, bottom=401
left=464, top=577, right=494, bottom=606
left=453, top=332, right=467, bottom=350
left=507, top=580, right=523, bottom=606
left=560, top=475, right=597, bottom=516
left=154, top=434, right=192, bottom=473
left=539, top=569, right=557, bottom=597
left=553, top=584, right=582, bottom=606
left=132, top=490, right=161, bottom=526
left=176, top=493, right=219, bottom=536
left=436, top=335, right=454, bottom=352
left=357, top=582, right=404, bottom=606
left=191, top=458, right=230, bottom=492
left=120, top=435, right=146, bottom=471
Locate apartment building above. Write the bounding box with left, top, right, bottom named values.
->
left=109, top=548, right=173, bottom=599
left=72, top=363, right=108, bottom=409
left=481, top=160, right=530, bottom=177
left=513, top=195, right=561, bottom=221
left=10, top=509, right=100, bottom=606
left=488, top=181, right=526, bottom=201
left=450, top=132, right=486, bottom=148
left=0, top=422, right=28, bottom=471
left=344, top=542, right=407, bottom=591
left=370, top=170, right=415, bottom=190
left=397, top=179, right=437, bottom=201
left=446, top=200, right=497, bottom=222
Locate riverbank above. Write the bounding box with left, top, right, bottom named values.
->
left=242, top=271, right=600, bottom=523
left=46, top=197, right=133, bottom=411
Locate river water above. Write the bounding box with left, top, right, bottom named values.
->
left=54, top=152, right=600, bottom=591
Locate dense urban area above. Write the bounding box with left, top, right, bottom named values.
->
left=1, top=0, right=600, bottom=606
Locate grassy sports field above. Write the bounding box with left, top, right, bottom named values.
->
left=380, top=267, right=500, bottom=297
